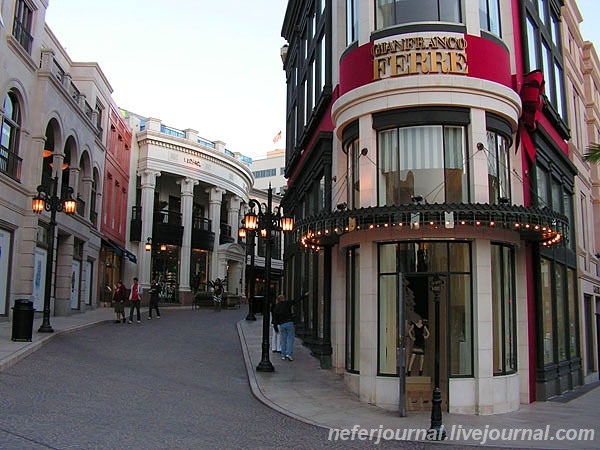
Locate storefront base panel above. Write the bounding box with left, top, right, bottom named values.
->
left=536, top=360, right=583, bottom=400
left=449, top=378, right=476, bottom=414
left=179, top=290, right=193, bottom=305
left=342, top=372, right=522, bottom=415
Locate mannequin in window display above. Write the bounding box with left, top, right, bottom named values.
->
left=407, top=319, right=430, bottom=376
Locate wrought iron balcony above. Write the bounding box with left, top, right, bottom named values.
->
left=0, top=149, right=22, bottom=181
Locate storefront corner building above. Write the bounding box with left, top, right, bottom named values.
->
left=280, top=0, right=600, bottom=416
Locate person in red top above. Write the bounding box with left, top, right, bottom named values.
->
left=128, top=277, right=143, bottom=324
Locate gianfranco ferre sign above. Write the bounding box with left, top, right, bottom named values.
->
left=372, top=35, right=468, bottom=80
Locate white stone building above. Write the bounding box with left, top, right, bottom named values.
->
left=0, top=0, right=116, bottom=319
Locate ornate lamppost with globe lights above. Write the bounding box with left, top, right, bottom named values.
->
left=32, top=175, right=77, bottom=333
left=240, top=186, right=293, bottom=372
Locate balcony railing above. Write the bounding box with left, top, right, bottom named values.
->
left=76, top=198, right=86, bottom=217
left=154, top=209, right=182, bottom=226
left=42, top=54, right=103, bottom=137
left=220, top=223, right=234, bottom=244
left=192, top=216, right=211, bottom=231
left=0, top=148, right=22, bottom=181
left=192, top=216, right=214, bottom=251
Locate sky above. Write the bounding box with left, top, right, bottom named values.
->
left=45, top=1, right=600, bottom=160
left=575, top=0, right=600, bottom=49
left=45, top=1, right=289, bottom=160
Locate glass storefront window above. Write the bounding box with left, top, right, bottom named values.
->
left=378, top=126, right=467, bottom=206
left=567, top=269, right=578, bottom=359
left=346, top=247, right=360, bottom=372
left=190, top=249, right=208, bottom=292
left=555, top=263, right=567, bottom=362
left=379, top=273, right=398, bottom=374
left=540, top=258, right=554, bottom=364
left=378, top=241, right=472, bottom=376
left=449, top=273, right=472, bottom=376
left=491, top=244, right=516, bottom=375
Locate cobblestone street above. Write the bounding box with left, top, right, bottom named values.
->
left=0, top=308, right=444, bottom=450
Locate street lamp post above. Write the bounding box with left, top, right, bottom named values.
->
left=241, top=186, right=293, bottom=372
left=32, top=175, right=77, bottom=333
left=239, top=226, right=257, bottom=321
left=429, top=273, right=446, bottom=440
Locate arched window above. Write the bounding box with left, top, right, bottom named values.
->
left=1, top=92, right=22, bottom=179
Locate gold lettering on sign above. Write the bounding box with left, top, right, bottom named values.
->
left=372, top=35, right=468, bottom=80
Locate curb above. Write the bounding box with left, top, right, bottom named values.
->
left=236, top=320, right=329, bottom=430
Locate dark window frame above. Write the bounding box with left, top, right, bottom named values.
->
left=522, top=0, right=568, bottom=127
left=12, top=0, right=34, bottom=54
left=1, top=91, right=22, bottom=180
left=375, top=0, right=463, bottom=30
left=479, top=0, right=502, bottom=37
left=345, top=245, right=360, bottom=373
left=491, top=243, right=517, bottom=375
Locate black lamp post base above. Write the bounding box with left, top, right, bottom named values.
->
left=428, top=387, right=446, bottom=440
left=245, top=302, right=256, bottom=321
left=256, top=360, right=274, bottom=372
left=38, top=324, right=54, bottom=333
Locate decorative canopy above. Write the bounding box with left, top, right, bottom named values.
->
left=295, top=203, right=567, bottom=251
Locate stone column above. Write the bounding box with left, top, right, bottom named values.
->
left=178, top=177, right=198, bottom=304
left=474, top=240, right=494, bottom=414
left=471, top=109, right=489, bottom=204
left=227, top=195, right=242, bottom=241
left=54, top=235, right=74, bottom=316
left=138, top=170, right=161, bottom=287
left=81, top=176, right=93, bottom=220
left=207, top=187, right=224, bottom=282
left=40, top=48, right=55, bottom=71
left=68, top=167, right=80, bottom=206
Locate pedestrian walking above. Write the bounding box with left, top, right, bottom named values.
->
left=272, top=293, right=298, bottom=361
left=271, top=297, right=281, bottom=353
left=113, top=281, right=127, bottom=323
left=128, top=277, right=142, bottom=323
left=148, top=278, right=161, bottom=320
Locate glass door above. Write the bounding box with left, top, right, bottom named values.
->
left=403, top=273, right=448, bottom=412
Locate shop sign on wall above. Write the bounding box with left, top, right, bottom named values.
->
left=184, top=157, right=201, bottom=168
left=372, top=35, right=468, bottom=80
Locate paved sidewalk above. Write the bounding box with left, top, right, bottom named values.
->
left=1, top=306, right=598, bottom=449
left=238, top=317, right=600, bottom=449
left=0, top=307, right=138, bottom=372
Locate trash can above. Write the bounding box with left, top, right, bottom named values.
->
left=251, top=296, right=264, bottom=315
left=11, top=299, right=35, bottom=342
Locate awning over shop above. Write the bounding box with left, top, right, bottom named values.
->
left=102, top=239, right=137, bottom=263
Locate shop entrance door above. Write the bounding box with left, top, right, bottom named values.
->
left=151, top=245, right=179, bottom=303
left=402, top=274, right=448, bottom=413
